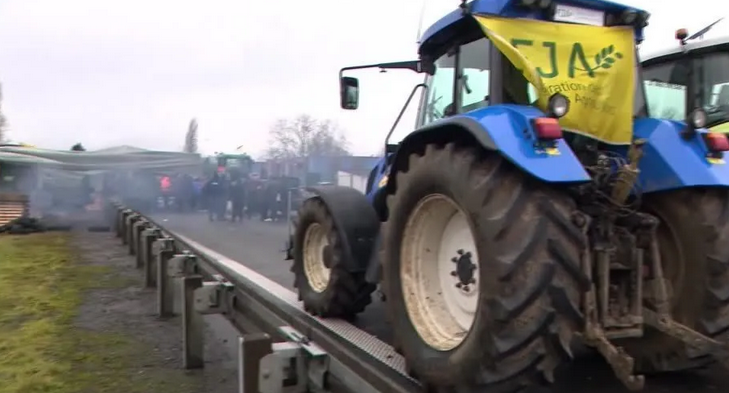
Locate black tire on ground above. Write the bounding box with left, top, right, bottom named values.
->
left=381, top=142, right=590, bottom=392
left=623, top=188, right=729, bottom=373
left=291, top=197, right=376, bottom=319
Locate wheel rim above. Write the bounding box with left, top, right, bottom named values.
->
left=303, top=222, right=331, bottom=293
left=401, top=194, right=479, bottom=351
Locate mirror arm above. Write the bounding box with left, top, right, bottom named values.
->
left=385, top=83, right=428, bottom=151
left=339, top=60, right=424, bottom=77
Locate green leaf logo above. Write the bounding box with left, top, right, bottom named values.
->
left=593, top=45, right=623, bottom=70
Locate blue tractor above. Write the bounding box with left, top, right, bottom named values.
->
left=286, top=1, right=729, bottom=391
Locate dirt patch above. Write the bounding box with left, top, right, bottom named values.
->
left=0, top=231, right=237, bottom=393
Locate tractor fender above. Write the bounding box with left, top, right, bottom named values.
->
left=387, top=106, right=591, bottom=196
left=633, top=118, right=729, bottom=193
left=304, top=186, right=381, bottom=274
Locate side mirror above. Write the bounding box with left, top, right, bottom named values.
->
left=340, top=76, right=359, bottom=110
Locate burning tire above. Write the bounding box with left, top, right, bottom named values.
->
left=291, top=197, right=376, bottom=318
left=625, top=188, right=729, bottom=373
left=381, top=142, right=589, bottom=391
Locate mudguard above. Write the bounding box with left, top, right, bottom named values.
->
left=304, top=186, right=381, bottom=274
left=632, top=118, right=729, bottom=193
left=390, top=105, right=591, bottom=185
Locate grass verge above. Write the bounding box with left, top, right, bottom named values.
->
left=0, top=233, right=198, bottom=393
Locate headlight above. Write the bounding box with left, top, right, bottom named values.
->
left=548, top=93, right=570, bottom=118
left=690, top=108, right=707, bottom=128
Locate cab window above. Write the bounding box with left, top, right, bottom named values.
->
left=420, top=37, right=492, bottom=126
left=460, top=37, right=490, bottom=111
left=642, top=61, right=687, bottom=120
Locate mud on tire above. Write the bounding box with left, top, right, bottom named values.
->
left=292, top=197, right=376, bottom=319
left=624, top=188, right=729, bottom=373
left=381, top=142, right=590, bottom=392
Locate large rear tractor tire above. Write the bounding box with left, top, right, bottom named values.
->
left=382, top=143, right=589, bottom=392
left=624, top=188, right=729, bottom=373
left=291, top=198, right=376, bottom=319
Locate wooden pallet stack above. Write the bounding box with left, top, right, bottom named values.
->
left=0, top=193, right=28, bottom=226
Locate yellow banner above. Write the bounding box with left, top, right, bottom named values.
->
left=474, top=15, right=635, bottom=145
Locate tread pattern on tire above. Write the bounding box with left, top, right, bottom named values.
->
left=291, top=197, right=376, bottom=319
left=381, top=143, right=589, bottom=392
left=631, top=188, right=729, bottom=372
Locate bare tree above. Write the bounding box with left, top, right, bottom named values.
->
left=265, top=114, right=350, bottom=159
left=184, top=118, right=199, bottom=154
left=0, top=83, right=7, bottom=142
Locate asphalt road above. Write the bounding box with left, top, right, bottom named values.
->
left=151, top=211, right=729, bottom=393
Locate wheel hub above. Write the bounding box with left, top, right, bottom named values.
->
left=450, top=249, right=477, bottom=292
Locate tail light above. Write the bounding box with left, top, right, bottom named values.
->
left=704, top=133, right=729, bottom=152
left=533, top=118, right=563, bottom=140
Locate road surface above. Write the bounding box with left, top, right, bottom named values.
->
left=151, top=212, right=727, bottom=393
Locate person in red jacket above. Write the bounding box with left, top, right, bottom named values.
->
left=160, top=175, right=171, bottom=209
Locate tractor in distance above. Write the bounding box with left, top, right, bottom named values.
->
left=286, top=0, right=729, bottom=391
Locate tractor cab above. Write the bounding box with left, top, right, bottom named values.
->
left=341, top=0, right=650, bottom=201
left=641, top=20, right=729, bottom=137
left=412, top=0, right=648, bottom=128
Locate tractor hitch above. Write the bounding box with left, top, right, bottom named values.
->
left=642, top=308, right=729, bottom=369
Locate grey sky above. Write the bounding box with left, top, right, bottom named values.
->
left=0, top=0, right=726, bottom=158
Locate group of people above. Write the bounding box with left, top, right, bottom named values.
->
left=108, top=169, right=300, bottom=223
left=200, top=171, right=300, bottom=223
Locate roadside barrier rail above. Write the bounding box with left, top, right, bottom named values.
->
left=107, top=203, right=419, bottom=393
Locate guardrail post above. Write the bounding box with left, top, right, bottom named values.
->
left=118, top=209, right=131, bottom=241
left=149, top=237, right=174, bottom=288
left=238, top=334, right=272, bottom=393
left=131, top=219, right=148, bottom=256
left=182, top=275, right=204, bottom=369
left=139, top=228, right=159, bottom=269
left=125, top=213, right=141, bottom=251
left=160, top=253, right=194, bottom=316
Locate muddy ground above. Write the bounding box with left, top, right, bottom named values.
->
left=71, top=230, right=238, bottom=393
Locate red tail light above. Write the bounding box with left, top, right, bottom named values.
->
left=705, top=133, right=729, bottom=152
left=533, top=118, right=563, bottom=140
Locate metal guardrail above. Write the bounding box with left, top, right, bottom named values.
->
left=108, top=203, right=419, bottom=393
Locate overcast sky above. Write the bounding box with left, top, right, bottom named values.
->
left=0, top=0, right=726, bottom=158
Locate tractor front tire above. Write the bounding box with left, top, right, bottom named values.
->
left=625, top=188, right=729, bottom=373
left=382, top=143, right=589, bottom=392
left=291, top=197, right=376, bottom=319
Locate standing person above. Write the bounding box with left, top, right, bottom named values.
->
left=160, top=175, right=172, bottom=210
left=203, top=173, right=224, bottom=221
left=177, top=174, right=194, bottom=213
left=192, top=176, right=204, bottom=211
left=243, top=178, right=257, bottom=219
left=261, top=180, right=277, bottom=222
left=229, top=176, right=246, bottom=223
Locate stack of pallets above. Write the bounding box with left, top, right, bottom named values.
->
left=0, top=193, right=28, bottom=226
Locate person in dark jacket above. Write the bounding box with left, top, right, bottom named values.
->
left=203, top=174, right=225, bottom=221
left=229, top=176, right=246, bottom=222
left=175, top=174, right=195, bottom=213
